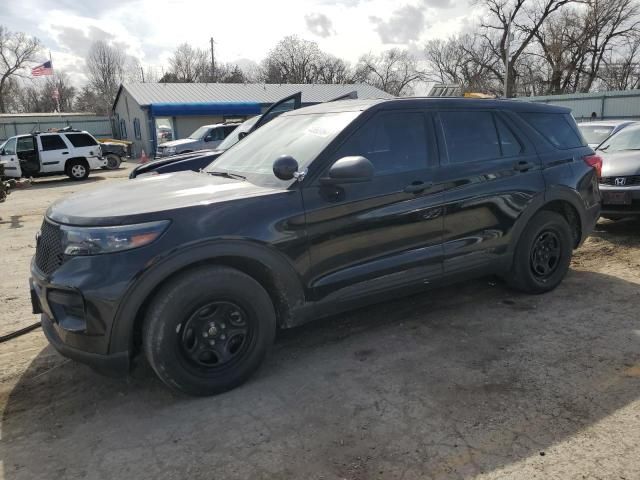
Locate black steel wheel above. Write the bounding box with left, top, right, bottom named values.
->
left=529, top=230, right=561, bottom=280
left=179, top=301, right=251, bottom=369
left=505, top=210, right=573, bottom=294
left=143, top=266, right=276, bottom=396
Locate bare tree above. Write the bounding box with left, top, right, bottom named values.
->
left=74, top=85, right=100, bottom=113
left=316, top=54, right=352, bottom=84
left=478, top=0, right=574, bottom=97
left=168, top=43, right=209, bottom=82
left=598, top=35, right=640, bottom=90
left=41, top=72, right=76, bottom=112
left=261, top=36, right=323, bottom=83
left=0, top=26, right=40, bottom=113
left=87, top=40, right=126, bottom=115
left=579, top=0, right=640, bottom=92
left=425, top=34, right=501, bottom=94
left=354, top=49, right=424, bottom=96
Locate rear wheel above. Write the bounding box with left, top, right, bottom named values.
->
left=104, top=153, right=122, bottom=170
left=66, top=159, right=89, bottom=180
left=143, top=266, right=276, bottom=396
left=505, top=211, right=573, bottom=294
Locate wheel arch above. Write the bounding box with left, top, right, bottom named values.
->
left=108, top=240, right=306, bottom=356
left=508, top=187, right=587, bottom=259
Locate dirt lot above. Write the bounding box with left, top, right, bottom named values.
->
left=0, top=164, right=639, bottom=480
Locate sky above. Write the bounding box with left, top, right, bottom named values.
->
left=0, top=0, right=478, bottom=87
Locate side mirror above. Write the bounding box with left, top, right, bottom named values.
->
left=238, top=131, right=248, bottom=140
left=273, top=155, right=299, bottom=180
left=321, top=156, right=374, bottom=185
left=204, top=135, right=213, bottom=142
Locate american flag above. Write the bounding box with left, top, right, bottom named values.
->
left=31, top=60, right=53, bottom=77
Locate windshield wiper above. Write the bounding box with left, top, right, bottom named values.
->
left=208, top=171, right=246, bottom=180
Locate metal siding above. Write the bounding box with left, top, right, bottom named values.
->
left=519, top=89, right=640, bottom=120
left=604, top=96, right=640, bottom=118
left=123, top=82, right=392, bottom=106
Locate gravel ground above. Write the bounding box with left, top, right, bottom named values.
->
left=0, top=164, right=639, bottom=480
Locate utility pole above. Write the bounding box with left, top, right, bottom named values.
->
left=210, top=37, right=215, bottom=82
left=504, top=16, right=513, bottom=98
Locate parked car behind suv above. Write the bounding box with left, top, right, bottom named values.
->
left=577, top=120, right=636, bottom=148
left=155, top=123, right=239, bottom=158
left=30, top=98, right=600, bottom=396
left=1, top=129, right=105, bottom=180
left=596, top=123, right=640, bottom=218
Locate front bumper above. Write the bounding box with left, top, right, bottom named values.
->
left=599, top=184, right=640, bottom=215
left=29, top=253, right=137, bottom=376
left=89, top=157, right=108, bottom=170
left=41, top=313, right=129, bottom=375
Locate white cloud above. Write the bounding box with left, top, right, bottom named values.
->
left=4, top=0, right=474, bottom=86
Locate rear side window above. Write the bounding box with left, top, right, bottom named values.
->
left=495, top=117, right=523, bottom=157
left=64, top=133, right=98, bottom=147
left=519, top=112, right=584, bottom=149
left=440, top=111, right=500, bottom=163
left=333, top=111, right=429, bottom=175
left=40, top=135, right=67, bottom=151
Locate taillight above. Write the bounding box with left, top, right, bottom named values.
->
left=583, top=154, right=603, bottom=178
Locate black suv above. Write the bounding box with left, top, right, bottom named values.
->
left=30, top=98, right=601, bottom=396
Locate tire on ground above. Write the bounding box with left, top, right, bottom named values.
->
left=66, top=159, right=90, bottom=181
left=104, top=153, right=122, bottom=170
left=505, top=210, right=573, bottom=294
left=143, top=266, right=276, bottom=396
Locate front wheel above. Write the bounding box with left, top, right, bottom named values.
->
left=104, top=153, right=122, bottom=170
left=505, top=211, right=573, bottom=294
left=143, top=266, right=276, bottom=396
left=66, top=159, right=90, bottom=180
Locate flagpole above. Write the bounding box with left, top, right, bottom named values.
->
left=49, top=50, right=61, bottom=113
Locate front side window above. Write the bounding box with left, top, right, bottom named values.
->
left=17, top=136, right=36, bottom=152
left=440, top=111, right=501, bottom=163
left=64, top=133, right=98, bottom=147
left=331, top=111, right=429, bottom=175
left=189, top=126, right=211, bottom=140
left=41, top=135, right=67, bottom=151
left=3, top=138, right=16, bottom=155
left=209, top=111, right=360, bottom=180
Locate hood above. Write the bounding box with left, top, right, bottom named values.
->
left=599, top=150, right=640, bottom=177
left=47, top=171, right=285, bottom=226
left=159, top=138, right=199, bottom=149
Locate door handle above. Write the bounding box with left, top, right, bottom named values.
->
left=62, top=151, right=69, bottom=155
left=404, top=181, right=433, bottom=194
left=513, top=161, right=534, bottom=172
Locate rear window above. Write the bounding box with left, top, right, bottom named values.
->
left=520, top=112, right=584, bottom=149
left=40, top=135, right=67, bottom=151
left=578, top=125, right=614, bottom=145
left=64, top=133, right=98, bottom=147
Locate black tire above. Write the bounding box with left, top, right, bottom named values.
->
left=143, top=266, right=276, bottom=396
left=66, top=159, right=90, bottom=180
left=104, top=153, right=122, bottom=170
left=505, top=211, right=573, bottom=294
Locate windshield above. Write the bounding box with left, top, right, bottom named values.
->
left=206, top=111, right=360, bottom=182
left=188, top=126, right=211, bottom=139
left=599, top=126, right=640, bottom=152
left=579, top=125, right=614, bottom=145
left=216, top=116, right=260, bottom=151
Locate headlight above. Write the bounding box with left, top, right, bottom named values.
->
left=61, top=220, right=169, bottom=256
left=165, top=147, right=176, bottom=154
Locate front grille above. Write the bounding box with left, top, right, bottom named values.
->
left=35, top=219, right=65, bottom=276
left=600, top=175, right=640, bottom=186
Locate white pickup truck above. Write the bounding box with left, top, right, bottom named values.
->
left=0, top=130, right=106, bottom=180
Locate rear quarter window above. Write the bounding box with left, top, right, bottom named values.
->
left=64, top=133, right=98, bottom=147
left=519, top=112, right=585, bottom=149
